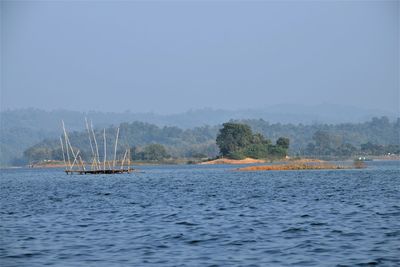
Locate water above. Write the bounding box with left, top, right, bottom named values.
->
left=1, top=161, right=399, bottom=266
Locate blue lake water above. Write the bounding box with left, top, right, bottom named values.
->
left=1, top=161, right=399, bottom=266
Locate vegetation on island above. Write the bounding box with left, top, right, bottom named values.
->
left=130, top=144, right=170, bottom=161
left=303, top=130, right=400, bottom=158
left=2, top=115, right=399, bottom=166
left=236, top=157, right=367, bottom=172
left=216, top=122, right=289, bottom=160
left=21, top=122, right=219, bottom=165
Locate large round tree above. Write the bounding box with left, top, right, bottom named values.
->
left=216, top=123, right=253, bottom=157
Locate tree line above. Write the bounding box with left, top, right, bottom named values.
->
left=20, top=116, right=400, bottom=164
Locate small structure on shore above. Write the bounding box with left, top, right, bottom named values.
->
left=61, top=119, right=133, bottom=175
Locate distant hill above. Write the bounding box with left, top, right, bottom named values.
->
left=0, top=106, right=398, bottom=166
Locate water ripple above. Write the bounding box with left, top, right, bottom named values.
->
left=0, top=161, right=399, bottom=266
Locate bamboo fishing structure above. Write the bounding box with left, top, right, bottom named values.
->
left=61, top=120, right=133, bottom=175
left=90, top=120, right=101, bottom=170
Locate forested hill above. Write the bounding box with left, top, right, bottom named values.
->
left=2, top=108, right=398, bottom=166
left=240, top=117, right=400, bottom=155
left=17, top=117, right=400, bottom=166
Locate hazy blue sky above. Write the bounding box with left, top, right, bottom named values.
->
left=1, top=1, right=399, bottom=114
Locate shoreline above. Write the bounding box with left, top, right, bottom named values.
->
left=2, top=156, right=398, bottom=170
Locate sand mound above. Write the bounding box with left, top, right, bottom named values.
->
left=200, top=157, right=266, bottom=165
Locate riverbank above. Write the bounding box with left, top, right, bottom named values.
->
left=26, top=158, right=192, bottom=168
left=9, top=156, right=397, bottom=169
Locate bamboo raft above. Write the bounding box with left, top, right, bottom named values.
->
left=65, top=168, right=134, bottom=175
left=60, top=118, right=133, bottom=175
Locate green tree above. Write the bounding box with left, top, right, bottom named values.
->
left=130, top=144, right=170, bottom=161
left=336, top=143, right=357, bottom=157
left=313, top=130, right=331, bottom=149
left=23, top=146, right=52, bottom=162
left=276, top=137, right=290, bottom=149
left=251, top=133, right=269, bottom=145
left=216, top=123, right=253, bottom=156
left=243, top=143, right=270, bottom=159
left=130, top=146, right=142, bottom=161
left=141, top=144, right=169, bottom=161
left=268, top=145, right=287, bottom=158
left=216, top=122, right=289, bottom=159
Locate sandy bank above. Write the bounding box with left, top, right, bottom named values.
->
left=200, top=157, right=266, bottom=165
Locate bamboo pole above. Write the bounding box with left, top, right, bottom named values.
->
left=63, top=121, right=77, bottom=171
left=90, top=121, right=101, bottom=170
left=66, top=135, right=77, bottom=170
left=120, top=149, right=128, bottom=170
left=78, top=154, right=86, bottom=171
left=70, top=150, right=80, bottom=170
left=85, top=118, right=96, bottom=170
left=113, top=127, right=119, bottom=169
left=65, top=135, right=71, bottom=169
left=128, top=147, right=131, bottom=170
left=91, top=158, right=97, bottom=170
left=60, top=136, right=67, bottom=170
left=103, top=128, right=106, bottom=171
left=61, top=120, right=77, bottom=170
left=61, top=120, right=71, bottom=169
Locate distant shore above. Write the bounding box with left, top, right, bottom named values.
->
left=4, top=155, right=399, bottom=169
left=25, top=158, right=191, bottom=168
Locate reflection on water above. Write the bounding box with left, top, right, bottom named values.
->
left=1, top=161, right=399, bottom=266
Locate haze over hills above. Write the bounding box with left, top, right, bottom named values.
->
left=1, top=104, right=397, bottom=130
left=0, top=105, right=398, bottom=166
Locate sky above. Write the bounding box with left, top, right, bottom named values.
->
left=1, top=0, right=399, bottom=114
